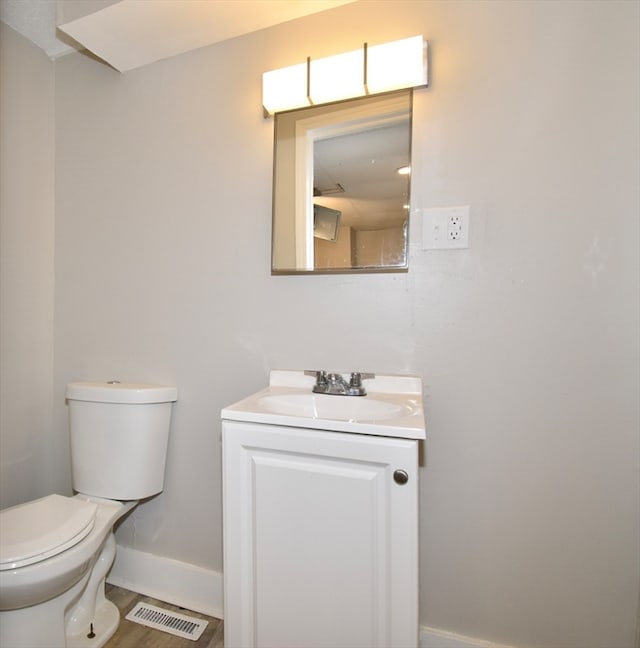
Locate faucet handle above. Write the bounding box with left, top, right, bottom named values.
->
left=348, top=372, right=375, bottom=396
left=350, top=372, right=375, bottom=387
left=304, top=369, right=327, bottom=385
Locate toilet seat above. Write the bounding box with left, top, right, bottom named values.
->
left=0, top=494, right=97, bottom=571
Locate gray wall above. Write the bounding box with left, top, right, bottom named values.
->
left=2, top=1, right=639, bottom=647
left=0, top=24, right=57, bottom=508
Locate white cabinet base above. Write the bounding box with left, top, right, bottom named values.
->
left=222, top=421, right=419, bottom=648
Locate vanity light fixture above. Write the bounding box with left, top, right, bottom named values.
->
left=396, top=165, right=411, bottom=175
left=262, top=35, right=427, bottom=116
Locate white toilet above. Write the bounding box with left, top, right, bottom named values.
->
left=0, top=381, right=177, bottom=648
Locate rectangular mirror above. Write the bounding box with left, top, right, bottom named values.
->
left=271, top=90, right=412, bottom=274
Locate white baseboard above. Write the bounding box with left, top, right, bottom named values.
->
left=107, top=546, right=510, bottom=648
left=106, top=545, right=223, bottom=619
left=420, top=626, right=513, bottom=648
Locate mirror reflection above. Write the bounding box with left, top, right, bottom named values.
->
left=272, top=90, right=412, bottom=274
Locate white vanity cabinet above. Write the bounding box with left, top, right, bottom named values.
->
left=221, top=371, right=425, bottom=648
left=222, top=420, right=420, bottom=648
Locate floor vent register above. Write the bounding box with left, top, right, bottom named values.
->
left=125, top=602, right=209, bottom=641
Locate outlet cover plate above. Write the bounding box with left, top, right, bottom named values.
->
left=422, top=206, right=470, bottom=250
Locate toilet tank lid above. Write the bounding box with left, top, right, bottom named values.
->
left=66, top=382, right=178, bottom=404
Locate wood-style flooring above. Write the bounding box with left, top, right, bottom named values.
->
left=104, top=584, right=223, bottom=648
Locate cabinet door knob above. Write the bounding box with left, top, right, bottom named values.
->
left=393, top=469, right=409, bottom=485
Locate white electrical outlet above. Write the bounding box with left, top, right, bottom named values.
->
left=422, top=206, right=470, bottom=250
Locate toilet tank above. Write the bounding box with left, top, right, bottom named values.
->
left=66, top=382, right=178, bottom=500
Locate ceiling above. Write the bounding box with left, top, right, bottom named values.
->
left=0, top=0, right=357, bottom=71
left=1, top=0, right=75, bottom=58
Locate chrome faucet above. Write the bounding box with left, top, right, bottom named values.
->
left=304, top=370, right=374, bottom=396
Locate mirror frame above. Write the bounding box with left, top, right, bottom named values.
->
left=271, top=90, right=413, bottom=275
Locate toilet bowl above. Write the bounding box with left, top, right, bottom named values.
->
left=0, top=495, right=135, bottom=647
left=0, top=381, right=177, bottom=648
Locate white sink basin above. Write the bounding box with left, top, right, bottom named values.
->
left=221, top=371, right=426, bottom=440
left=258, top=393, right=411, bottom=422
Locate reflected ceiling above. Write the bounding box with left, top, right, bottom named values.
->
left=314, top=123, right=410, bottom=230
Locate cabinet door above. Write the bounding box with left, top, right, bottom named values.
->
left=223, top=420, right=418, bottom=648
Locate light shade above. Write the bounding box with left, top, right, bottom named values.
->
left=309, top=48, right=365, bottom=105
left=262, top=62, right=310, bottom=115
left=262, top=36, right=427, bottom=115
left=367, top=36, right=427, bottom=94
